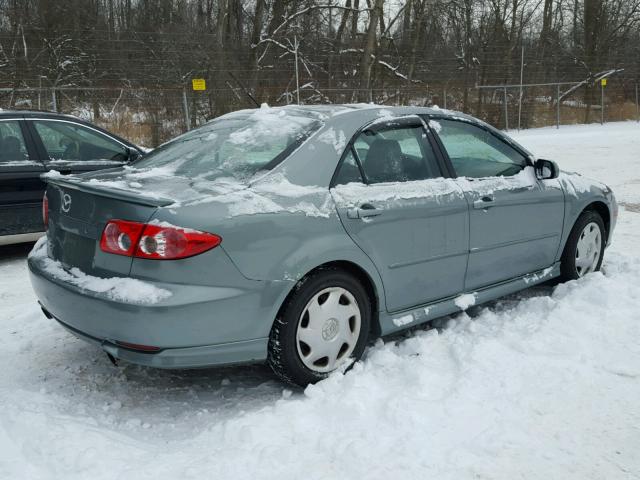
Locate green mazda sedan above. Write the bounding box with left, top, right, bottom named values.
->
left=28, top=104, right=617, bottom=386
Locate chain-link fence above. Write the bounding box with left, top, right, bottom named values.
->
left=475, top=80, right=640, bottom=131
left=1, top=81, right=638, bottom=147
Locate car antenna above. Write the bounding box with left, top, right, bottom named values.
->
left=227, top=71, right=260, bottom=108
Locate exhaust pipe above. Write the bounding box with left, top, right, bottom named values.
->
left=40, top=304, right=53, bottom=319
left=106, top=352, right=119, bottom=366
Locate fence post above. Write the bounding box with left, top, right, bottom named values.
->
left=182, top=88, right=191, bottom=131
left=600, top=81, right=604, bottom=125
left=503, top=87, right=508, bottom=131
left=556, top=84, right=560, bottom=129
left=636, top=83, right=640, bottom=122
left=51, top=89, right=57, bottom=112
left=443, top=87, right=447, bottom=109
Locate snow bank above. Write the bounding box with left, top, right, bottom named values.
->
left=28, top=237, right=171, bottom=305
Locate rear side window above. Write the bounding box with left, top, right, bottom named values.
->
left=0, top=121, right=29, bottom=162
left=33, top=120, right=128, bottom=162
left=434, top=119, right=526, bottom=178
left=355, top=126, right=441, bottom=184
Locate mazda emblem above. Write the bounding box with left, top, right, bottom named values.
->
left=61, top=193, right=72, bottom=213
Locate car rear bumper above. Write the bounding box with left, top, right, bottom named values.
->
left=49, top=313, right=267, bottom=368
left=28, top=252, right=291, bottom=368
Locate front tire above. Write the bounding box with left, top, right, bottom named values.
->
left=560, top=210, right=605, bottom=281
left=268, top=268, right=371, bottom=387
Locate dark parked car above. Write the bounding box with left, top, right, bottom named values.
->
left=0, top=111, right=143, bottom=245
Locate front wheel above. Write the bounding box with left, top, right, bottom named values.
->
left=267, top=268, right=371, bottom=387
left=560, top=210, right=605, bottom=281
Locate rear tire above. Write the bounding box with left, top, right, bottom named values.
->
left=560, top=210, right=605, bottom=281
left=268, top=268, right=371, bottom=387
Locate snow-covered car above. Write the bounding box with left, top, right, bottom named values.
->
left=28, top=104, right=617, bottom=386
left=0, top=111, right=144, bottom=246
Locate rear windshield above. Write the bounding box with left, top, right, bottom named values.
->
left=133, top=108, right=322, bottom=180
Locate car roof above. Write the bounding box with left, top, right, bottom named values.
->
left=222, top=103, right=473, bottom=119
left=0, top=109, right=139, bottom=149
left=0, top=109, right=87, bottom=120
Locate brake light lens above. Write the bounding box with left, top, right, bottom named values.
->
left=42, top=193, right=49, bottom=230
left=100, top=220, right=221, bottom=260
left=100, top=220, right=145, bottom=256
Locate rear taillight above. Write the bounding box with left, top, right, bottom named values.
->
left=100, top=220, right=221, bottom=260
left=42, top=193, right=49, bottom=230
left=100, top=220, right=145, bottom=256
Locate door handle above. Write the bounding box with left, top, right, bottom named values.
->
left=473, top=195, right=495, bottom=209
left=347, top=203, right=381, bottom=219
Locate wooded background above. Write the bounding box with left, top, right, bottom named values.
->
left=0, top=0, right=638, bottom=145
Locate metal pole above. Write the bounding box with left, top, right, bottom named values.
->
left=443, top=87, right=447, bottom=109
left=556, top=83, right=560, bottom=129
left=182, top=88, right=190, bottom=131
left=38, top=78, right=41, bottom=110
left=503, top=87, right=508, bottom=131
left=51, top=89, right=57, bottom=112
left=518, top=46, right=524, bottom=131
left=600, top=81, right=604, bottom=125
left=636, top=83, right=640, bottom=122
left=294, top=36, right=300, bottom=105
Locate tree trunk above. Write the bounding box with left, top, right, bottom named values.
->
left=583, top=0, right=602, bottom=122
left=357, top=0, right=383, bottom=102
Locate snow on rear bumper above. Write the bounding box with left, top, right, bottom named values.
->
left=28, top=252, right=289, bottom=364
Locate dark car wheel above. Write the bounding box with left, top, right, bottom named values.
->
left=560, top=210, right=606, bottom=281
left=268, top=268, right=372, bottom=387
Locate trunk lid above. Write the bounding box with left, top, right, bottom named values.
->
left=44, top=167, right=247, bottom=276
left=45, top=177, right=165, bottom=276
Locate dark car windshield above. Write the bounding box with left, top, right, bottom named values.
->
left=133, top=108, right=322, bottom=180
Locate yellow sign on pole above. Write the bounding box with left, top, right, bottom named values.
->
left=192, top=78, right=206, bottom=91
left=601, top=78, right=607, bottom=87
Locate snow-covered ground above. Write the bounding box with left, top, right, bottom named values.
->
left=1, top=121, right=639, bottom=479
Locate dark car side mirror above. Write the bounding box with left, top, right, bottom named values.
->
left=126, top=147, right=142, bottom=163
left=534, top=159, right=559, bottom=180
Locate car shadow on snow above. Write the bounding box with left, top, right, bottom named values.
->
left=0, top=241, right=35, bottom=260
left=36, top=337, right=286, bottom=439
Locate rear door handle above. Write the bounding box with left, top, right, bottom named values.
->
left=473, top=195, right=495, bottom=209
left=347, top=203, right=381, bottom=219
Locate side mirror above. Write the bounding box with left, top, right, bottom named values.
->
left=126, top=147, right=142, bottom=163
left=534, top=159, right=559, bottom=180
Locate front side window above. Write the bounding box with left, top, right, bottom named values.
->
left=355, top=125, right=441, bottom=184
left=0, top=121, right=29, bottom=163
left=133, top=109, right=322, bottom=181
left=33, top=120, right=128, bottom=162
left=434, top=119, right=526, bottom=178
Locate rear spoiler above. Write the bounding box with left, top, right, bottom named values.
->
left=43, top=175, right=174, bottom=208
